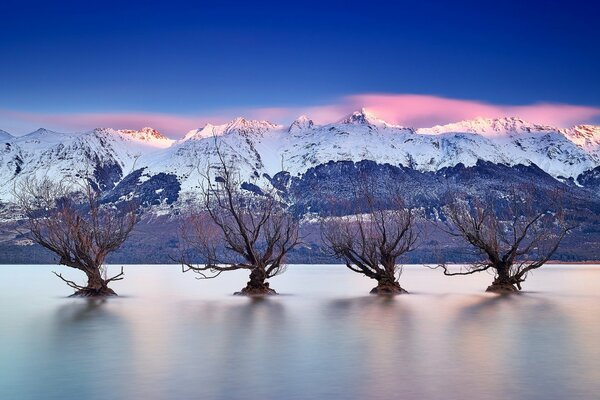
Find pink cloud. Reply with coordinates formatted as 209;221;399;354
343;94;600;128
2;94;599;138
227;95;600;129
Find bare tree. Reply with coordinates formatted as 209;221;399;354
434;186;573;293
15;177;138;297
179;144;299;295
321;193;419;295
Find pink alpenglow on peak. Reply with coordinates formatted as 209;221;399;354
120;127;166;140
561;125;600;152
94;127;175;148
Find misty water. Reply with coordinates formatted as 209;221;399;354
1;264;599;400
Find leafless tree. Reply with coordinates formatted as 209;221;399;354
321;192;419;295
15;177;138;297
434;186;574;293
179;143;299;295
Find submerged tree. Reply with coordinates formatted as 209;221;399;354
15;177;138;297
179;144;299;295
321;193;419;295
435;186;573;293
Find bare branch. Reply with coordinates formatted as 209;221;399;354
52;271;86;290
321;180;418;294
178;139;299;294
438;184;572;292
15;176;138;295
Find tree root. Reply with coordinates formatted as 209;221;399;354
234;281;278;296
54;269;123;298
370;281;409;295
485;282;520;294
68;287;118;298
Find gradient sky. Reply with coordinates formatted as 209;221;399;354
1;0;599;136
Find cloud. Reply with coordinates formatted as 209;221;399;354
2;94;600;138
343;94;600;128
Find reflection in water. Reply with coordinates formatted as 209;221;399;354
327;296;418;398
443;295;572;399
0;265;599;400
54;298;109;322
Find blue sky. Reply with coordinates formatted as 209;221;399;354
1;0;599;135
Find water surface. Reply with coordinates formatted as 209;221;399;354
1;264;599;400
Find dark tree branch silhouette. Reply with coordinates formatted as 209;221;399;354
15;177;138;297
434;186;574;293
321;190;419;295
179;142;299;295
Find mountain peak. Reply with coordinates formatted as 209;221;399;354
94;126;174;147
289;115;314;133
561;124;600;150
115;126;162;136
182;124;217;141
181;118;279;142
341;108;376;124
225;117;278;135
31;128;56;135
339;108;392;128
21;128;69;140
134;127;168;141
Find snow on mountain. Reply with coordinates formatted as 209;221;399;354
339;108;399;129
2;112;600;203
416;117;596;177
280;112;417;175
145;118;284;192
92;127;174;171
0;127;174;198
417;117;556;136
561;125;600;155
146;112;600;193
182;118;280;142
112;127;174;148
288;115;314;133
277;113;594;179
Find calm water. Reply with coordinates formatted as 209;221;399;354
0;264;599;400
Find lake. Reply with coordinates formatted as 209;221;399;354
1;264;599;400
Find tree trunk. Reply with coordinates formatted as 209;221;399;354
70;268;117;298
370;275;408;295
234;267;277;296
486;264;519;294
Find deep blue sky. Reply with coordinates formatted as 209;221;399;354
0;0;599;132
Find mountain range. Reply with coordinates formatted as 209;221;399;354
2;110;600;262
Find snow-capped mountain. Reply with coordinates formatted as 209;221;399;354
415;117;596;178
561;125;600;156
5;112;600;262
154;111;597;183
2;111;600;203
0;127;174;197
417;116;555;136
